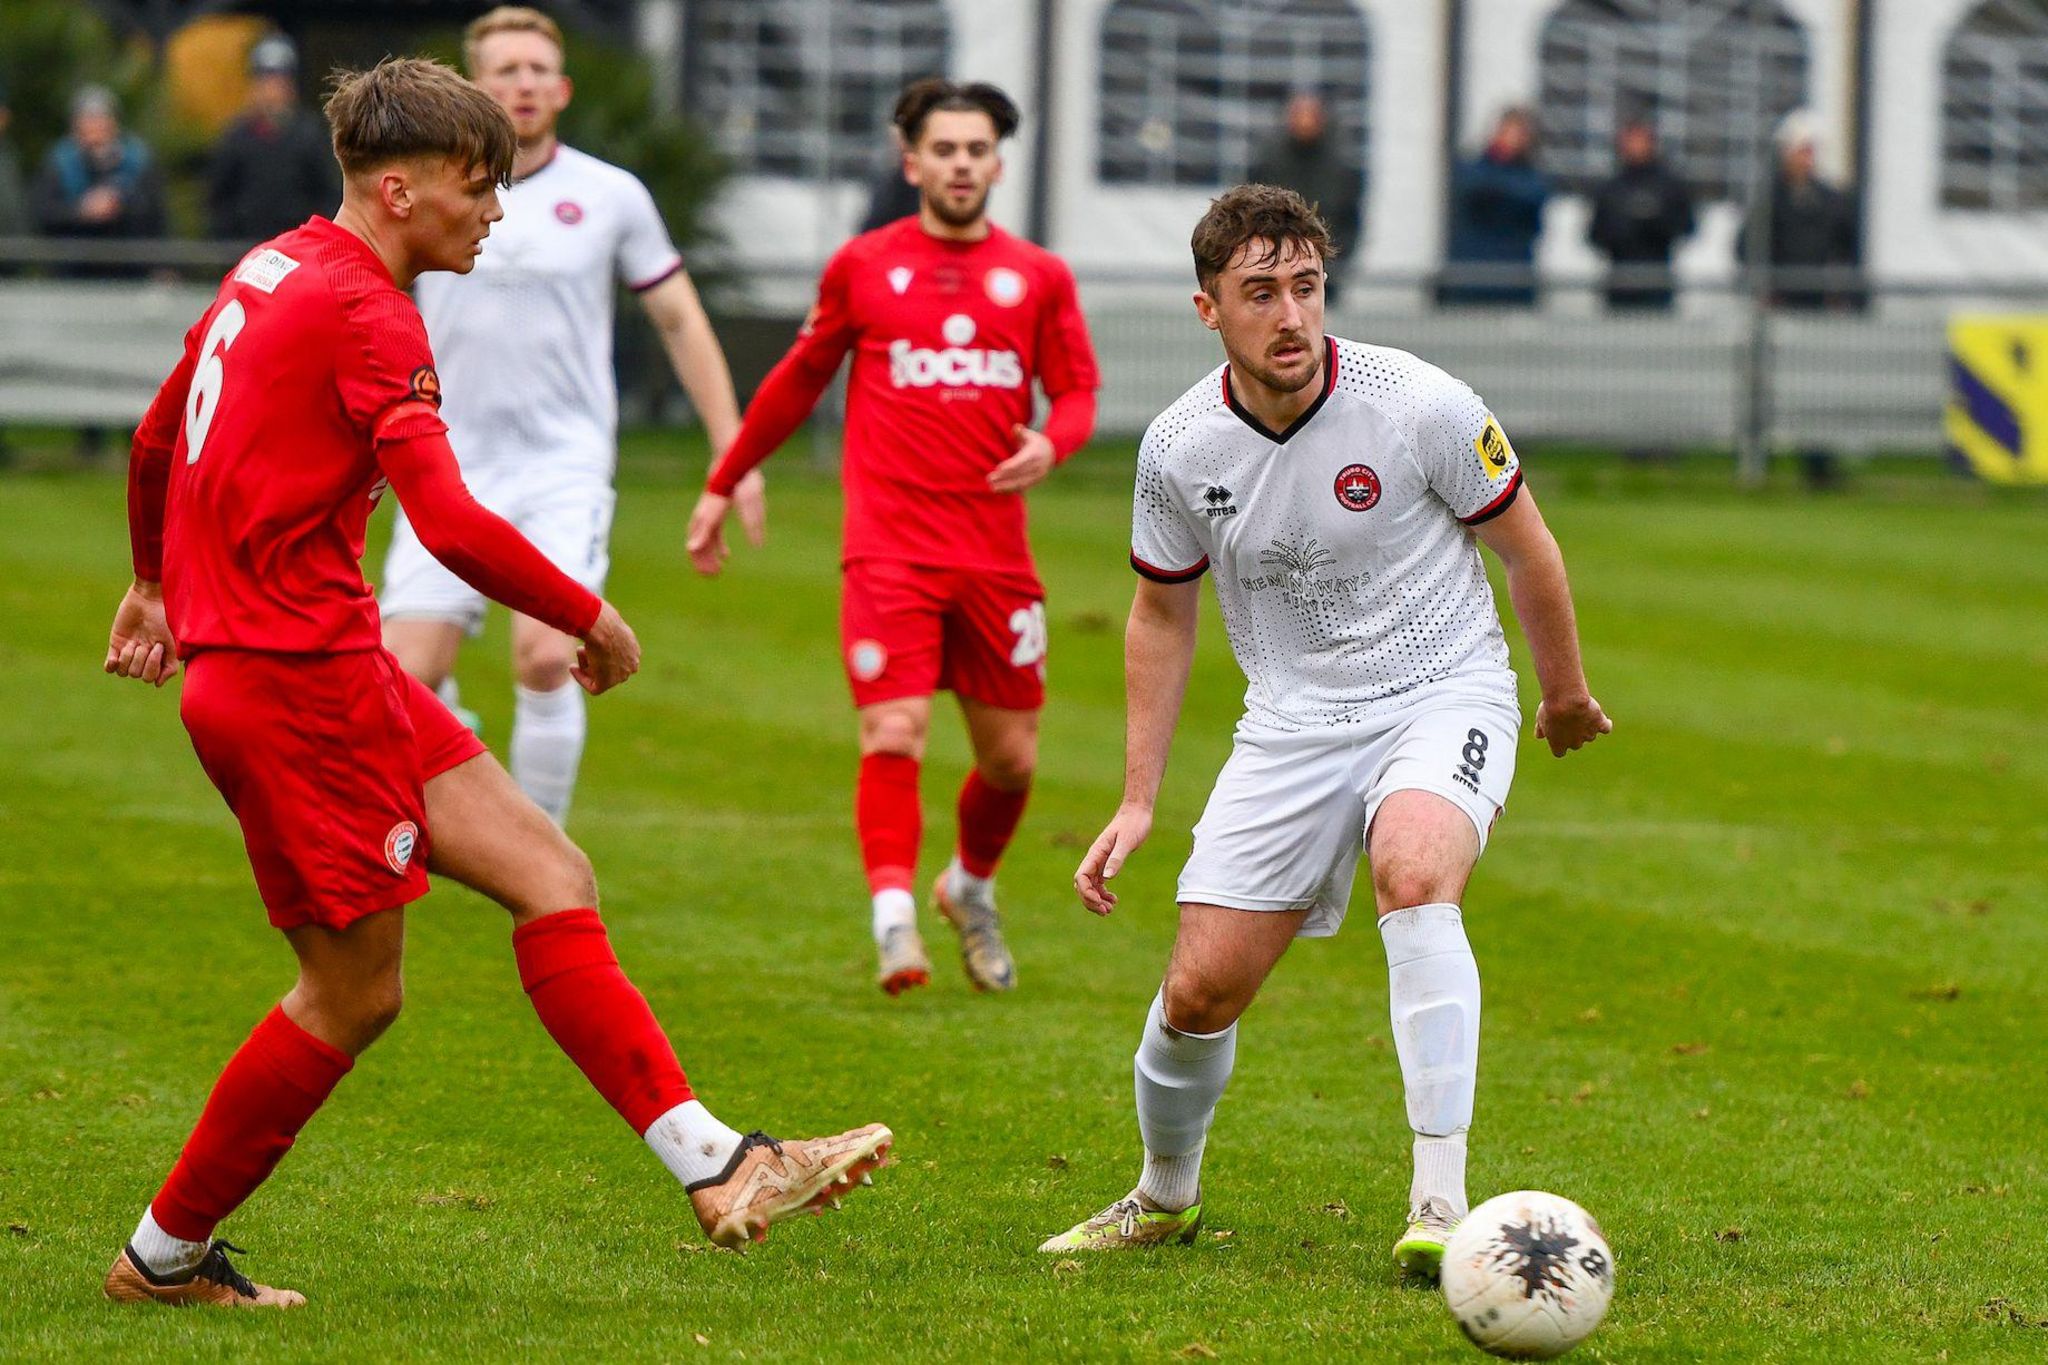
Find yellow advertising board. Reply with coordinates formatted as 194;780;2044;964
1947;315;2048;485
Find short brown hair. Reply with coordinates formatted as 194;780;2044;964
325;56;516;183
1190;183;1335;293
893;77;1020;146
463;5;565;73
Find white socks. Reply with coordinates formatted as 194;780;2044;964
643;1099;745;1189
511;682;586;825
1380;902;1480;1215
130;1207;207;1277
1133;989;1237;1212
871;888;916;942
944;857;992;903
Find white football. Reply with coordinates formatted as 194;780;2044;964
1441;1190;1614;1359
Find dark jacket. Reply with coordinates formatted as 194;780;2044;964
32;132;167;278
1249;132;1365;261
858;163;922;235
1587;158;1695;310
1442;152;1549;306
208;107;339;246
1737;174;1861;311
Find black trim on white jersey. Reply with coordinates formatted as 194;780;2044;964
1222;336;1339;445
630;258;686;293
1458;468;1524;526
1131;551;1210;584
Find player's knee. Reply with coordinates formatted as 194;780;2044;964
977;742;1036;791
543;838;599;910
859;709;926;759
513;641;575;692
1372;858;1456;914
358;973;405;1040
1161;968;1243;1036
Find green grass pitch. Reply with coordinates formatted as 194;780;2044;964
1;438;2044;1361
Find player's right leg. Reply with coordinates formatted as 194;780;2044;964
108;651;427;1308
1042;726;1362;1251
419;739;891;1247
858;696;934;994
1039;903;1305;1251
842;559;949;995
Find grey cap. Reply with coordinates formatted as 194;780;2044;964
70;84;118;120
250;33;299;76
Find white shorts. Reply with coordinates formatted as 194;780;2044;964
1176;680;1521;939
380;469;616;634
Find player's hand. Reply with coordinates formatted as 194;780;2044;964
685;491;733;577
104;580;180;688
572;600;641;695
1534;692;1613;757
1074;803;1153;916
734;469;768;548
987;425;1057;494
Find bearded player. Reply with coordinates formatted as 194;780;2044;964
99;58;887;1309
380;6;761;826
1040;186;1611;1275
687;78;1099;996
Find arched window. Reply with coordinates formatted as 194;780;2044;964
686;0;951;179
1943;0;2048;210
1537;0;1809;200
1098;0;1370;188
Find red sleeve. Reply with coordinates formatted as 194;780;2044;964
1035;258;1100;404
335;281;449;445
1042;388;1097;463
128;317;204;581
705;247;860;496
377;427;602;637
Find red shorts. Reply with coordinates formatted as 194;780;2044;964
839;558;1047;710
179;648;488;932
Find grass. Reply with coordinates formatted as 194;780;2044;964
1;434;2044;1361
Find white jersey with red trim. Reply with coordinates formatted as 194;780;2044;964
413;144;682;478
1130;336;1524;732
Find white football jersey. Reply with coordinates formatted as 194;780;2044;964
414;144;682;477
1131;337;1524;731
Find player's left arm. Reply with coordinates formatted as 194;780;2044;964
637;270;764;544
988;259;1101;494
1472;490;1612;757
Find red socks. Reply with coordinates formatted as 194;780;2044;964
956;769;1031;879
150;1006;353;1243
513;908;693;1136
857;752;922;894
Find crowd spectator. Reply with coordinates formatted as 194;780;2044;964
857;126;922;234
31;84;166;279
1249;92;1364;306
1739;110;1861;312
1740;110;1863;487
1587;116;1694;311
207;34;339;246
0;77;27;242
1441;106;1549;307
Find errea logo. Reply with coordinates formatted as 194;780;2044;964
888;312;1023;391
1199;485;1238;518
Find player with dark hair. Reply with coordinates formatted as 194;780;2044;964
1041;185;1610;1272
100;56;889;1310
687;77;1100;997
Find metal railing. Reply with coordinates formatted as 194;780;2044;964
5;238;2041;469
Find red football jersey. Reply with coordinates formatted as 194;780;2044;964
134;217;448;655
724;219;1099;574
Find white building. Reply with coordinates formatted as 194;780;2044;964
652;0;2048;290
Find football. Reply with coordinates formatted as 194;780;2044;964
1441;1191;1614;1359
